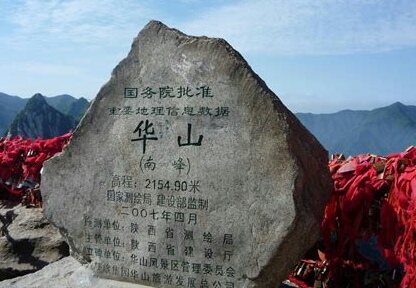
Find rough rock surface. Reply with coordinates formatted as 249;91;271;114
0;201;69;280
0;256;152;288
42;20;332;287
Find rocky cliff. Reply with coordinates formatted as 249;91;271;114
6;94;77;139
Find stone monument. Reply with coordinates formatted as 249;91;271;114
42;21;332;287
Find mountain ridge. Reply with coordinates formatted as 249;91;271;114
0;92;89;136
296;102;416;156
6;93;78;139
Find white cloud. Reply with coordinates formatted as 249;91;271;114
178;0;416;55
5;0;416;55
1;61;80;76
4;0;155;50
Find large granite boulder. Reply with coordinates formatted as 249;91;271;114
42;21;332;287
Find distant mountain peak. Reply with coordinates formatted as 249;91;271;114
24;93;52;113
29;93;46;102
30;93;48;104
5;94;78;139
296;103;416;156
0;92;90;137
388;101;406;108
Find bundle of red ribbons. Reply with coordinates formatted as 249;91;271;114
287;146;416;287
0;133;72;204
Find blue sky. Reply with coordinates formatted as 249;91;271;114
1;0;415;113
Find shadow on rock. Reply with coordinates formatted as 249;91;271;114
0;201;69;281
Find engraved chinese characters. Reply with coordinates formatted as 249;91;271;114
42;21;332;287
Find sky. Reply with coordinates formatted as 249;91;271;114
1;0;415;113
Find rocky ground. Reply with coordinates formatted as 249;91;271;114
0;200;69;280
0;200;151;287
0;256;151;288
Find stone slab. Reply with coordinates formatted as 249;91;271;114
42;21;332;288
0;256;152;288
